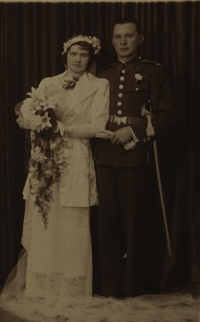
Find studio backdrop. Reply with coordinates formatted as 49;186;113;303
0;1;200;290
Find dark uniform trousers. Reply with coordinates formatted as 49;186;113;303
94;56;176;297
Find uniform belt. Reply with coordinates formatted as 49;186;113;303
108;115;141;125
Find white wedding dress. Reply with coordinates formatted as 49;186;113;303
0;71;109;321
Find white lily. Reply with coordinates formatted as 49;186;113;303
40;97;56;111
41;112;52;129
27;87;43;101
56;121;65;136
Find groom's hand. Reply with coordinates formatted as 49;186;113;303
110;127;133;145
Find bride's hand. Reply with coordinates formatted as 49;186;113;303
95;130;113;139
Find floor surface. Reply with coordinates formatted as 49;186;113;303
0;283;199;322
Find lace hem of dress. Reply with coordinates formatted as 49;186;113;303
27;272;90;297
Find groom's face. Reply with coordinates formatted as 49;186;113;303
112;23;143;62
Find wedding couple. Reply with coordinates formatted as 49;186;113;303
1;17;176;320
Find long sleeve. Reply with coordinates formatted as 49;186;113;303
130;65;177;143
150;66;177;136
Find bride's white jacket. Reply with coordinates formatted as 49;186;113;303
23;71;109;207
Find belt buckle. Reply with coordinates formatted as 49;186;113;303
114;116;127;125
115;116;122;125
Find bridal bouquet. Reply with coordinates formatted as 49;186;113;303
15;84;67;228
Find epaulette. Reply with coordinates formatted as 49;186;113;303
142;59;161;66
99;63;116;72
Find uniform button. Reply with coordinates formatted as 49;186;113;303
122;69;125;74
118;93;123;98
139;56;141;60
120;76;125;81
117;110;122;115
136;88;139;91
117;102;122;106
143;139;146;142
119;84;123;89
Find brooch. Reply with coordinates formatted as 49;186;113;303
62;75;79;90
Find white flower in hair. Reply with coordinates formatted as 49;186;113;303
90;36;101;54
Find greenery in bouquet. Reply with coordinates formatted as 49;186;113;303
15;85;68;228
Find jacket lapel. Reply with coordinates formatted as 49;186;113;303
69;72;99;109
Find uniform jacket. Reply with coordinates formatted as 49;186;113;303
94;56;177;167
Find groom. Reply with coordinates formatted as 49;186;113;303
94;17;176;297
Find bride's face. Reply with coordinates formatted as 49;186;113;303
67;45;90;75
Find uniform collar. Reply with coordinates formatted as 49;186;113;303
115;56;142;75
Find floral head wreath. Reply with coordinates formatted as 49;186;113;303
62;35;101;55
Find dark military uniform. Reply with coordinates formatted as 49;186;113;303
94;55;176;297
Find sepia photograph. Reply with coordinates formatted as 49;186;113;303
0;1;200;321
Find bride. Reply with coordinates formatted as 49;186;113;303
0;35;109;320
